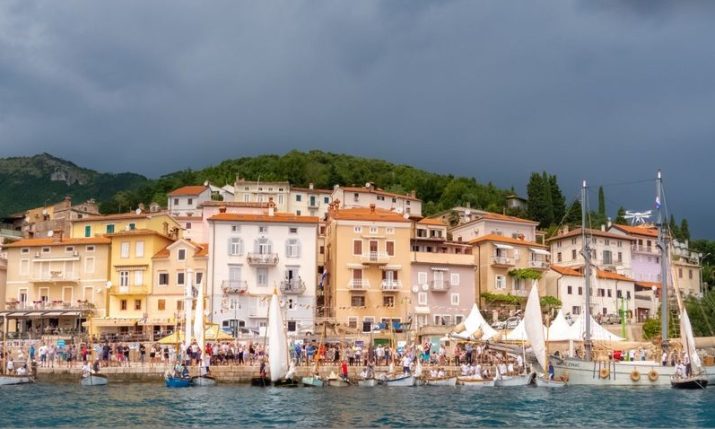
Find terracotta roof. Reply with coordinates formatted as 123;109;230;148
153;241;208;258
329;207;411;223
550;265;582;277
291;187;332;194
468;234;546;247
209;213;319;224
106;228;174;239
198;201;269;208
5;237;111;248
609;224;659;238
169;186;209;197
418;218;446;226
546;227;636;242
476;212;538;225
635;281;662;289
339;187;420;201
596;270;633;282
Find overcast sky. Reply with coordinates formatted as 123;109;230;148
2;1;714;237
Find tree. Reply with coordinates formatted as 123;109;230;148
615;206;627;225
598;186;606;218
669;215;680;240
680;219;690;241
565;199;582;226
549;175;566;225
527;172;554;228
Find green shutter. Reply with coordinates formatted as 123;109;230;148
84;225;91;237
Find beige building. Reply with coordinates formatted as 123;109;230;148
233;179;291;211
0;256;6;312
548;227;635;277
325;204;412;333
71;211;181;240
1;237;111;336
331;183;422;217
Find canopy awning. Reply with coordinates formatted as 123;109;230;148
158;324;234;344
414;306;431;315
88;318;141;328
346;263;363;270
380;265;402;270
43;312;64;316
139;319;174;326
530;248;551;256
494;243;514;250
430;267;449;271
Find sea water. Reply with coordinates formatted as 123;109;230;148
0;383;713;427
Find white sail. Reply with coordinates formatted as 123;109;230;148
568;314;623;342
193;278;205;353
184;270;193;349
680;307;702;373
268;293;288;382
506;318;545;341
523;281;547;372
547;310;573;341
451;304;498;340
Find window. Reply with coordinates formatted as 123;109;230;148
418;272;427;285
603;250;612;265
178;249;186;261
188;198;193;205
296;210;301;216
174;198;179;205
257;268;268;286
65;246;75;253
348;317;358;329
135;241;144;258
177;272;185;285
689;270;693;280
85;257;95;273
86;245;95;252
618;252;623;263
450;273;460;286
626;291;631;299
106;224;115;234
370;226;378;234
120;271;129;287
607;289;612;298
386;241;394;256
20;259;29;275
351;296;365;307
259;226;268;233
362;317;373;333
21;248;29;254
232;225;240;232
605;239;610;246
617;241;622;248
353;226;362;233
128;223;136;230
186;222;192;230
450;293;460;306
386;227;394;234
617;290;622;298
353;240;363;255
134;299;142;310
42;247;50;253
418;292;427;305
567;285;572;295
286;239;300;258
383;296;395;307
134;271;143;287
495;275;506;290
158;299;166;311
229;237;243;256
324;197;330;204
84;225;91;237
196;272;203;285
572;306;581;315
159;273;169;286
177;300;184;311
353;193;359;202
120;242;130;258
287;321;297;332
572;249;577;260
598;288;605;297
319;246;325;255
255;237;272;254
289;227;297;234
120;300;127;311
679;268;683;278
578;286;583;295
557;252;562;263
296;195;302;202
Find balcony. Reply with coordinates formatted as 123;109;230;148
511;288;528;297
31;271;80;283
4;300;95;312
528;260;550;270
491;256;514;267
247;253;279;266
361;252;390;264
429;281;450;292
280;278;306;295
631;244;658;255
347;279;370;290
222;280;248;294
111;285;150;295
635;293;652;302
381;280;401;292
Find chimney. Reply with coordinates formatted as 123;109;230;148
268;197;275;217
309;182;314;190
218;206;227;214
607;217;612;229
410;190;416;198
600;224;606;232
369;203;376;213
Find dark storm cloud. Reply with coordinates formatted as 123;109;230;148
1;1;715;237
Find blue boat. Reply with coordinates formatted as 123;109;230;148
165;376;192;388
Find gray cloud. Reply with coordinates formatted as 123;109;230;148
1;0;714;237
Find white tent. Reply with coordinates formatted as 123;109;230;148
567;313;624;342
451;304;498;341
505;318;546;341
545;310;575;341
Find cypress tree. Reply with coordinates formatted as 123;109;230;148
565;199;582;226
615;206;628;225
549;175;566;225
541;172;555;228
669;215;680;239
680;219;690;241
598;186;606;217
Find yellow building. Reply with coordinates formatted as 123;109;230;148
325;204;412;333
149;239;208;339
1;237;111;336
95;229;175;338
71;211;181;240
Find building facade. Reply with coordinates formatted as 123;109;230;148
548;227;634;276
331;184;422;217
233;179;291;211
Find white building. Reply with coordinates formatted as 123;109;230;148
290;184;332;218
168;186;212;218
207;206;319;336
233;179;291;212
331;183;422;217
449;211;539;243
547;227;635;277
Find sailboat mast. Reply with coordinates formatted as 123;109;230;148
656;170;670;351
581;180;593;361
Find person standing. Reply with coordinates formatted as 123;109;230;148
401;354;411;374
139;343;146;366
340;359;349;380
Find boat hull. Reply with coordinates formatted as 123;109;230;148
165;376;192;388
495;373;535;387
457;377;495;387
0;376;33;386
273;378;299;387
552;357;677;386
81;375;108;386
357;378;378;387
301;376;325;387
191;376;217;386
425;377;458;386
327;378;351;387
250;377;271;387
671;376;708;389
382;374;415;387
534;377;567;388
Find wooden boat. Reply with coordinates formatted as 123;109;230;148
0;375;34;386
534;376;567;388
494;372;535;387
357;378;378;387
250;376;271;387
457;376;495;387
273;378;299;387
327;378;351;387
381;373;415;387
80;374;108;386
165;376;192;388
671;375;708;390
302;376;325;387
191;375;217;386
424;376;457;386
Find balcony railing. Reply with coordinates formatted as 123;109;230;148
247;253;279;265
31;272;80;282
511;289;528;297
347;279;370;290
631;244;658;255
222;280;248;294
634;293;652;302
381;280;401;291
361;252;390;264
491;256;514;266
280;278;306;294
111;285;150;295
529;260;550;269
4;301;95;311
430;281;450;292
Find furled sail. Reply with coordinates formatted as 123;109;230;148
193;278;205;353
268;293;288;382
524;281;547;372
680;307;702;373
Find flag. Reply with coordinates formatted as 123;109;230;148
319;270;327;290
655;196;661;209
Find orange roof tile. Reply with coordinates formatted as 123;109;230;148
609;224;659;238
291;187;332;194
635;281;661;289
330;207;411;223
596;270;634;282
209;213;319;224
476;212;538;225
550;265;582;277
106;229;174;239
418;218;446;226
5;237;111;248
547;227;636;242
198;201;269;208
153;242;209;258
340;187;420;201
169;186;209;197
468;234;546;247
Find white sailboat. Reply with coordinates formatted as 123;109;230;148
191;277;216;386
267;292;297;387
551;173;686;386
1;316;33;386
